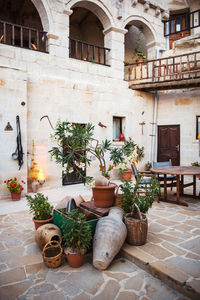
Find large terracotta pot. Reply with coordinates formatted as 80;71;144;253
122;169;132;181
35;223;62;250
64;248;84;268
93;207;127;270
92;184;117;208
33;216;53;230
11;192;21;201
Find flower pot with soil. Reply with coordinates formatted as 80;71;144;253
26;193;53;230
62;209;92;268
5;178;25;201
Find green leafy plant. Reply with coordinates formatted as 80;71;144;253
145;161;152;171
132;30;146;61
191;161;200;167
62;209;92;254
5;178;25;193
49;121;144;183
121;176;160;214
26;193;53;220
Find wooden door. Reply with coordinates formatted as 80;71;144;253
157;125;180;166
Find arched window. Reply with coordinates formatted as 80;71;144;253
0;0;47;52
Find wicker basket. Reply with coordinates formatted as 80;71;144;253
124;204;148;246
42;240;63;268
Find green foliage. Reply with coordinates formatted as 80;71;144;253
121;176;160;214
49;120;144;182
62;209;92;254
5;178;25;193
145;161;152;170
132;30;146;60
191;161;200;167
26;193;53;220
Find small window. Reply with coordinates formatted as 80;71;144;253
196;116;200;139
113;117;124;141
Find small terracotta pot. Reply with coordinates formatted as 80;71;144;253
10;192;21;201
64;248;84;268
33;216;53;230
92;184;117;208
122;170;132;181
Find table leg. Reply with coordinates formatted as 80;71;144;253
180;175;184;195
193;175;196;197
176;175;180;203
164;174;167;200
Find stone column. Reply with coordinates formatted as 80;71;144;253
103;27;127;80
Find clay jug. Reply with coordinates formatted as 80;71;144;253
93;207;127;270
35;223;62;250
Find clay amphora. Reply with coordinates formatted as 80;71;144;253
93;207;127;270
35;223;62;250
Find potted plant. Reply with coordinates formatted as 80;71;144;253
132;30;146;64
121;177;160;245
5;178;25;201
145;161;152;171
49;121;144;208
62;209;92;268
26;193;53;230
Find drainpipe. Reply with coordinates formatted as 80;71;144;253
151;91;158;162
150;47;166;162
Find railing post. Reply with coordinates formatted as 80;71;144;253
20;27;23;47
12;25;15;45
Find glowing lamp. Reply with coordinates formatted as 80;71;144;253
37;169;45;185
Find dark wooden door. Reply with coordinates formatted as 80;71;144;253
157;125;180;166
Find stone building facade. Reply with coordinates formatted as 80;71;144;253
0;0;199;196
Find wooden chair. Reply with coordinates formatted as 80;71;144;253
152;160;176;190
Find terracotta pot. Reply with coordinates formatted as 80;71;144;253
64;248;84;268
122;169;132;181
92;184;117;208
10;192;21;201
35;223;62;250
33;216;53;230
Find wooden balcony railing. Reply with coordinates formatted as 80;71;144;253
125;51;200;85
163;9;200;37
69;37;110;66
0;20;47;53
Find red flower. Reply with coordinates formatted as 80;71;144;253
10;184;13;187
102;166;105;168
99;165;102;168
20;187;23;190
18;184;21;187
13;184;16;187
8;179;11;182
14;177;17;181
21;180;25;184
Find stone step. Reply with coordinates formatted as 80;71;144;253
121;243;200;300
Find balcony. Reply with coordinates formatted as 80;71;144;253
163;9;200;37
0;19;48;53
69;37;110;66
125;51;200;91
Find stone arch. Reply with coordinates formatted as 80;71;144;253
66;0;114;30
31;0;52;32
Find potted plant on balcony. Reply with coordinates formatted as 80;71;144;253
132;30;146;64
63;209;92;268
5;178;25;201
121;176;160;245
26;193;54;230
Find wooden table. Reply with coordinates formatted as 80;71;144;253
151;166;200;206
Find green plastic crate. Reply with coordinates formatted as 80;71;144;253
53;208;99;251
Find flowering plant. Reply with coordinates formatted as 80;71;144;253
5;178;25;193
99;164;114;178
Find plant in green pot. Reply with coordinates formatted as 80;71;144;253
62;209;92;268
121;176;160;245
26;193;54;230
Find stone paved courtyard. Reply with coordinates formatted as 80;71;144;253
0;184;199;299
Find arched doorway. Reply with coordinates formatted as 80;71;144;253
0;0;47;52
68;0;112;65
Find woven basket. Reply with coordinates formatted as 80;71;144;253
124;204;148;246
42;240;63;268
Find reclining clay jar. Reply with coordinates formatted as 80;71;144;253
35;223;62;250
93;207;127;270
